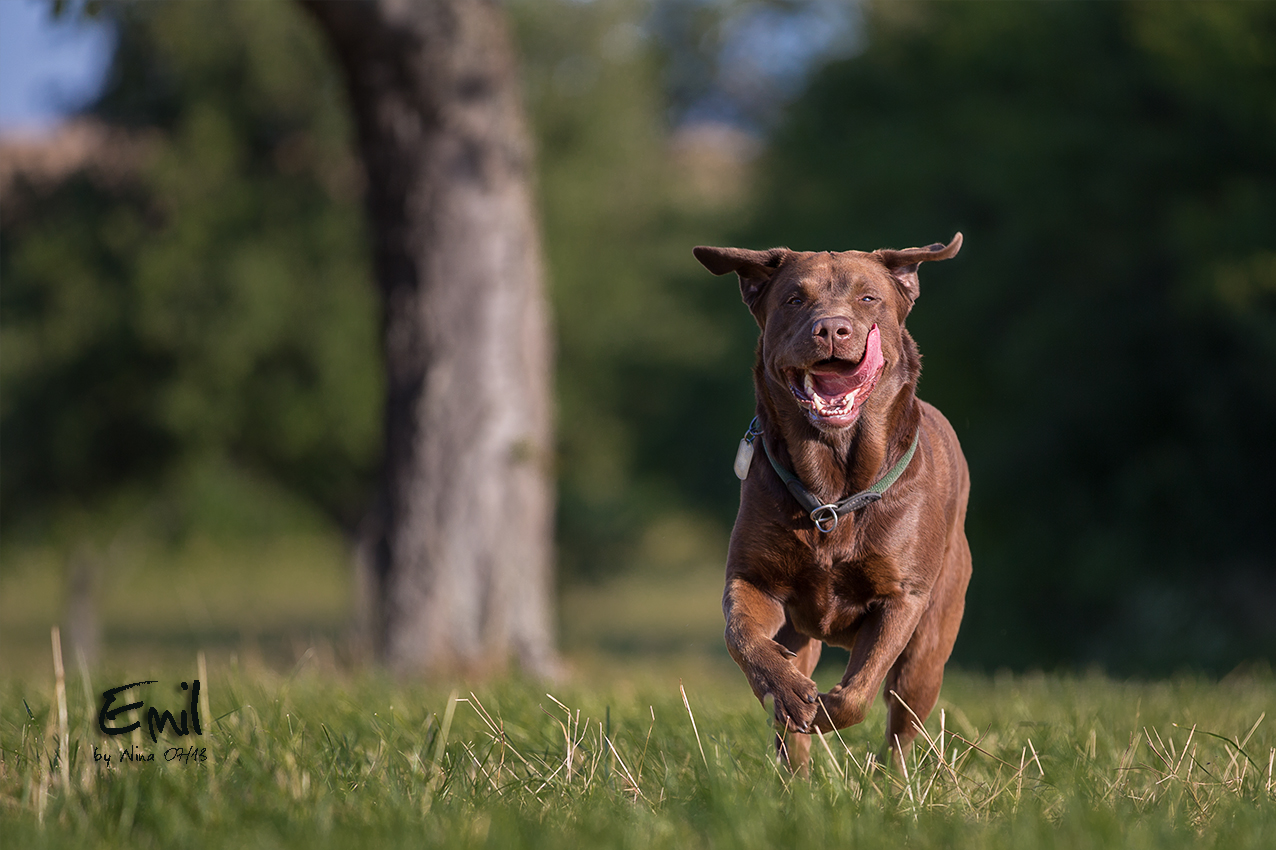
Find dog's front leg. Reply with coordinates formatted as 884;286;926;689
810;592;929;734
723;577;819;733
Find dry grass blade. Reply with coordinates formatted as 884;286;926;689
888;690;972;802
1178;721;1264;773
50;627;70;789
1145;726;1171;771
1105;732;1141;801
1027;738;1044;778
601;730;649;802
459;739;503;795
466;692;537;777
1016;747;1026;804
430;690;459;783
1240;713;1266;750
538;702;576;783
946;730;1021;771
817;703;865;775
812;721;846;781
634;705;655;782
894;734;918;812
1176;726;1196;776
679;681;708;770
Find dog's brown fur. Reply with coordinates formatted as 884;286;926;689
694;234;971;773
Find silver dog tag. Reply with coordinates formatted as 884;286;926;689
734;437;755;480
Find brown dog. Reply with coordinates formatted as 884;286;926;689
694;233;971;773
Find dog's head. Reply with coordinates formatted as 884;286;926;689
695;234;962;432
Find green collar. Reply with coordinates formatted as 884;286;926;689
746;418;920;533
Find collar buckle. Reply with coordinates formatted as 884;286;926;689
810;505;840;533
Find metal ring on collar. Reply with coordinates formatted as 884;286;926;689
810;504;840;533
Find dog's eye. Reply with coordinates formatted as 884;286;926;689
786;295;804;306
859;295;876;303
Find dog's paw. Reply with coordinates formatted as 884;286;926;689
808;689;868;734
768;675;819;734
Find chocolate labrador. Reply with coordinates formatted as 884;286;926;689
694;233;971;773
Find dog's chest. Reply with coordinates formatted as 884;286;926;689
783;548;902;643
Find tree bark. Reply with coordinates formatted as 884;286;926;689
65;547;101;667
303;0;557;677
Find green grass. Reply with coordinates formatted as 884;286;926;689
3;537;1274;846
0;535;355;677
3;655;1274;849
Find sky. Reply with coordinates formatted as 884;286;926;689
0;0;115;134
0;0;856;136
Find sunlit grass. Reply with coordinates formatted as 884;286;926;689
3;538;1274;846
3;640;1273;849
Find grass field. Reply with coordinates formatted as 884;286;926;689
2;536;1275;847
4;659;1274;848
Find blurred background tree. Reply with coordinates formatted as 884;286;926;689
2;0;1273;675
300;0;558;677
1;0;382;661
2;2;381;533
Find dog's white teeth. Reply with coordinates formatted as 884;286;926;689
804;372;815;397
845;389;859;406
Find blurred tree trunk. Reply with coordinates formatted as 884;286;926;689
65;547;101;667
303;0;557;677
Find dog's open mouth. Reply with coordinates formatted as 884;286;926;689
786;324;884;427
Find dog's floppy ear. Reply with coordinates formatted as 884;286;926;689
874;232;963;305
693;246;791;314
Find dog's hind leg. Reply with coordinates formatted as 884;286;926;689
773;621;822;775
881;535;971;771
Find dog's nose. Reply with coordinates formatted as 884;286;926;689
811;316;854;342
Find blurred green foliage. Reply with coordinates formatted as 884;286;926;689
3;0;1273;674
2;0;752;574
1;1;381;541
743;1;1276;671
515;0;758;579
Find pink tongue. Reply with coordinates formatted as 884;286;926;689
809;324;883;398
